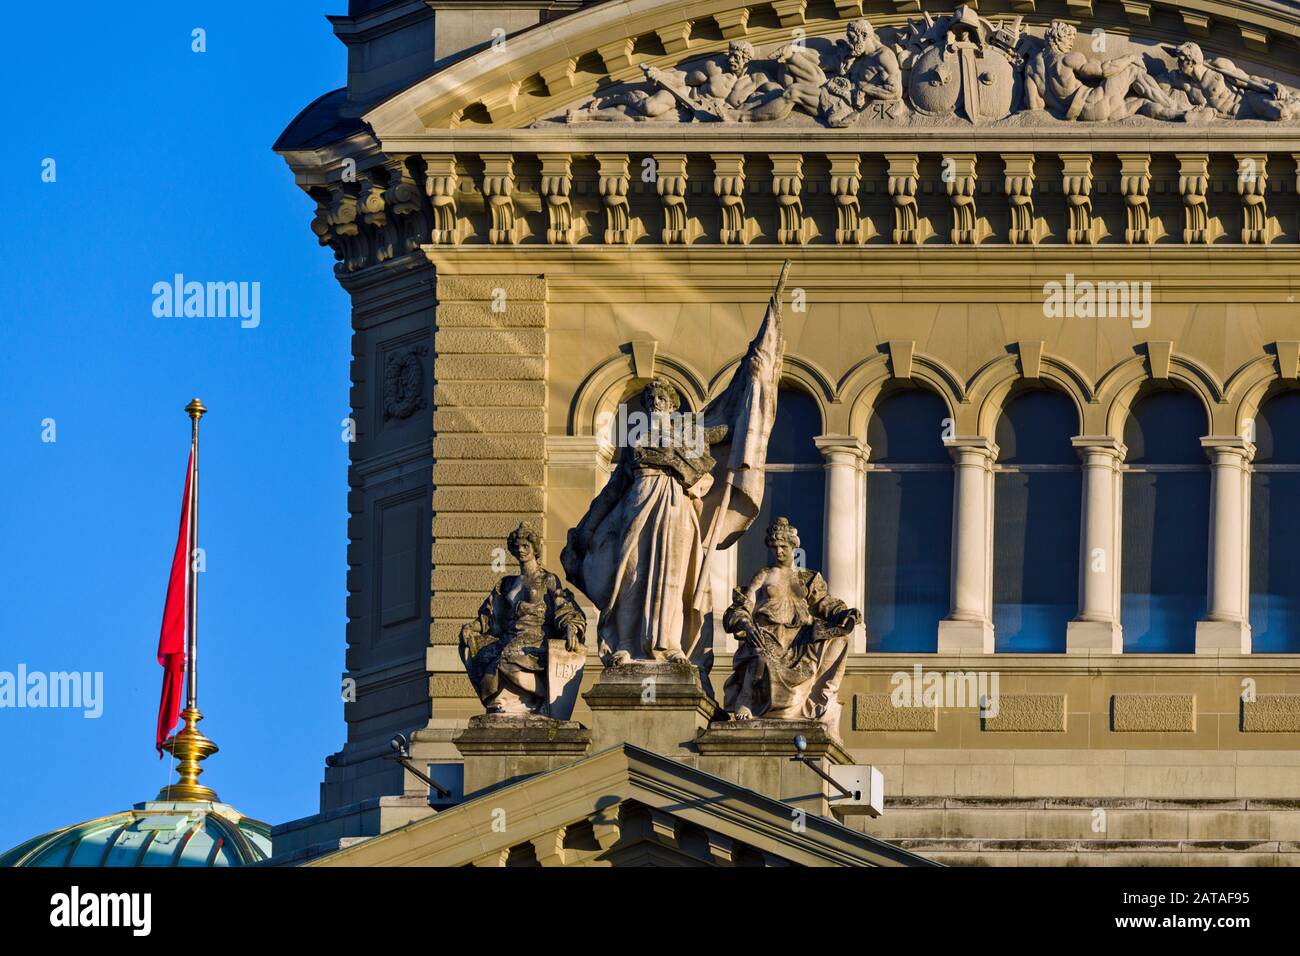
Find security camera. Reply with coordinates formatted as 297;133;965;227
391;733;409;757
792;734;808;754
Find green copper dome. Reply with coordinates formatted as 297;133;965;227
0;801;271;867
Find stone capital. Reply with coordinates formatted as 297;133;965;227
1201;435;1256;465
1071;435;1127;464
944;436;998;465
813;434;870;467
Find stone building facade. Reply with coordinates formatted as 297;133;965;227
276;0;1300;864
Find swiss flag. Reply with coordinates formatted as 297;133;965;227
156;451;192;755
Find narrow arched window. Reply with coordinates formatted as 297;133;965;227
992;389;1081;652
1121;388;1209;652
1250;391;1300;652
865;389;953;652
736;387;825;584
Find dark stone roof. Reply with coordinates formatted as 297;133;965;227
273;88;367;153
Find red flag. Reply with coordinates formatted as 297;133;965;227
156;450;192;755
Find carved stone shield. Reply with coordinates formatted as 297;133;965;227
907;44;961;117
544;638;585;720
961;48;1016;122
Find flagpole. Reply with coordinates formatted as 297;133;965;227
686;261;790;624
158;398;219;803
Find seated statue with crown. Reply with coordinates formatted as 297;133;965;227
722;517;860;728
458;522;587;719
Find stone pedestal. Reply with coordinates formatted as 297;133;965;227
453;714;591;798
695;719;851;818
583;660;720;757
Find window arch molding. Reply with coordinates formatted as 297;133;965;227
842;351;963;440
1231;348;1300;437
568;350;709;436
971;352;1091;441
1099;351;1221;440
705;352;836;427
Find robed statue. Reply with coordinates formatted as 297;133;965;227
562;262;790;671
459;522;587;718
722;517;859;728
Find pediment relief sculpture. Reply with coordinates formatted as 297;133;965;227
546;6;1299;128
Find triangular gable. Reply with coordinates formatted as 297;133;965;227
305;744;934;867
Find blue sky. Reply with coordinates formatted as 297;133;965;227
0;2;352;851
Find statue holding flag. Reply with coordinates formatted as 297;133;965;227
561;262;790;673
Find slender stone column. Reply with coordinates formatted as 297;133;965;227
814;436;869;652
1196;436;1254;654
1067;437;1125;654
939;437;997;653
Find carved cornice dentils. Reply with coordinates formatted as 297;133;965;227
424;153;460;245
771;0;807;28
1178;153;1220;244
540;153;580;244
713;154;748;245
1002;153;1036;246
770;154;807;245
482;154;520;244
1235;154;1274;245
713;8;749;38
829;154;872;245
1118;153;1156;245
597;153;634;244
310;158;435;273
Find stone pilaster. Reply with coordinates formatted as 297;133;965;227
1067;438;1125;654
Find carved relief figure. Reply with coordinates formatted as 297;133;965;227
1160;42;1300;122
459;522;587;718
906;6;1020;123
722;518;860;727
1024;20;1181;121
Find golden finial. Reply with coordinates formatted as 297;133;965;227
158;708;219;802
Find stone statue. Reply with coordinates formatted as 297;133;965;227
1159;42;1300;122
796;18;903;127
1024;20;1181;121
722;518;859;728
459;522;587;718
563;264;789;671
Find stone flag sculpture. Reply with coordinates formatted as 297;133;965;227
563;262;789;672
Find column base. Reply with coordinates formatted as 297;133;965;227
582;659;720;756
1066;620;1122;655
1195;620;1252;655
937;618;994;654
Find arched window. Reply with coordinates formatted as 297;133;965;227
1121;388;1209;652
865;389;952;652
992;389;1081;652
736;387;825;584
1250;391;1300;652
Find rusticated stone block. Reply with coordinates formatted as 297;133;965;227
1112;694;1196;732
436;275;547;302
432;513;543;539
852;693;937;732
431;462;546;487
982;694;1067;733
430;673;476;698
436;302;547;327
434;354;545;381
1242;695;1300;732
433;407;546;434
433;434;545;460
435;328;547;356
435;381;547;408
432;486;545;513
